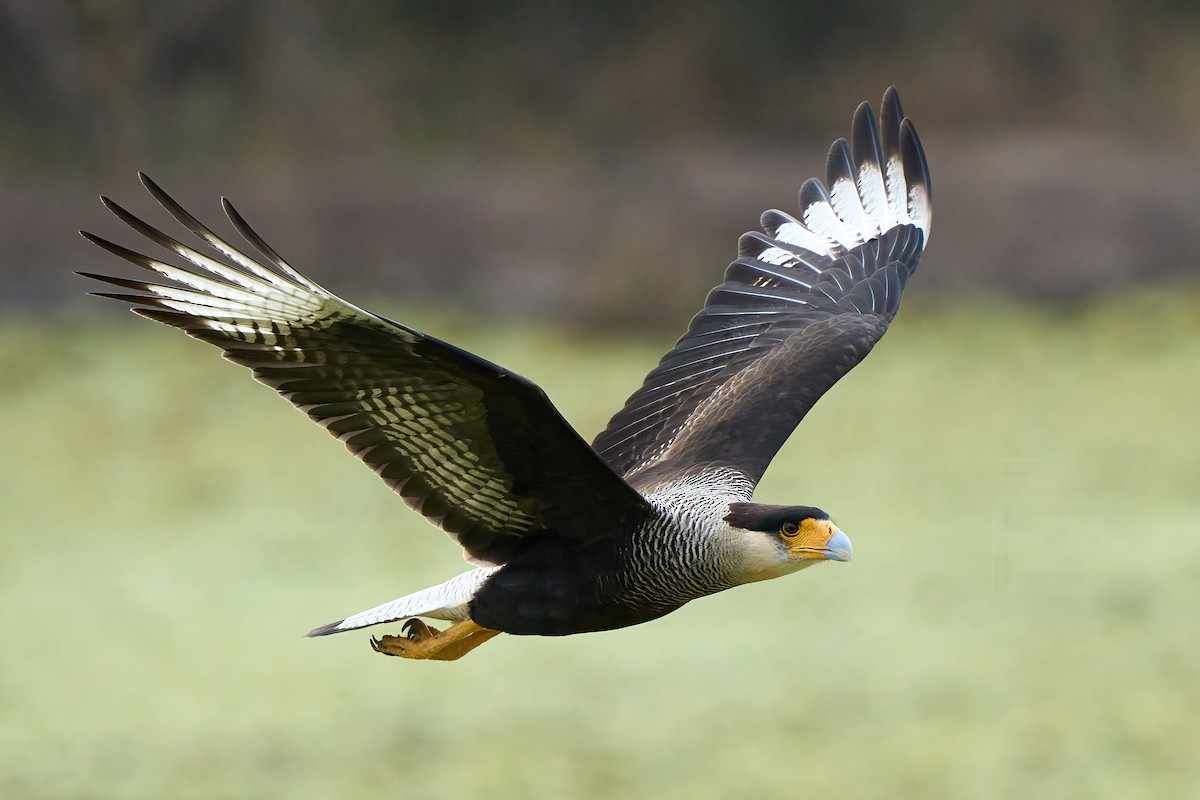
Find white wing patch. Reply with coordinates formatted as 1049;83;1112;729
857;159;891;234
828;175;871;246
746;91;930;285
885;156;911;228
768;214;839;257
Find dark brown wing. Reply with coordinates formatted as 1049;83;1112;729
81;174;649;566
591;88;931;486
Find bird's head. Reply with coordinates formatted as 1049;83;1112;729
724;502;852;583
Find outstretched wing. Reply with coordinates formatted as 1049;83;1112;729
592;88;931;487
81;175;649;566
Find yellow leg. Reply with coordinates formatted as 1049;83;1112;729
370;618;500;661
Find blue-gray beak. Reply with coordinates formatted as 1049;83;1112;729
822;528;853;562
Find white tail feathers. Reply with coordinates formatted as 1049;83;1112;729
305;567;498;636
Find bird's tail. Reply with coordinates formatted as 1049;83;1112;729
305;567;498;637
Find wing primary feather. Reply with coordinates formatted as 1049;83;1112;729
797;178;851;247
76;271;151;293
880;86;905;157
850;100;884;176
98;197;312;304
138;173;322;295
221;196;323;290
850;100;889;232
825;137;870;240
900;119;933;237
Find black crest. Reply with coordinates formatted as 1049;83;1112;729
724;503;830;532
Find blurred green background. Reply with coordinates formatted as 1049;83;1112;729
3;2;1200;798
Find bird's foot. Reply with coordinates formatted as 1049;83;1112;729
370;618;500;661
368;617;440;655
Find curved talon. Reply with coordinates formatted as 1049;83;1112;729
371;633;407;657
401;617;439;642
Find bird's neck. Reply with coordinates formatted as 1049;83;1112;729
626;473;760;602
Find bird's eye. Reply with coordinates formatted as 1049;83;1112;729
781;521;800;536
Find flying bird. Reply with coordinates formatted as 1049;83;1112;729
81;88;930;661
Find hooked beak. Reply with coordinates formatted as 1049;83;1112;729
822;528;853;562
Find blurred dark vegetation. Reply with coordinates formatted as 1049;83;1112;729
4;0;1200;326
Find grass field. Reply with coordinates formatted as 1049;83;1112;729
3;295;1199;799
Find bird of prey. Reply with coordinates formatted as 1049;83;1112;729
81;88;930;661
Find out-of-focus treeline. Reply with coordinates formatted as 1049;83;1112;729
5;0;1200;325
